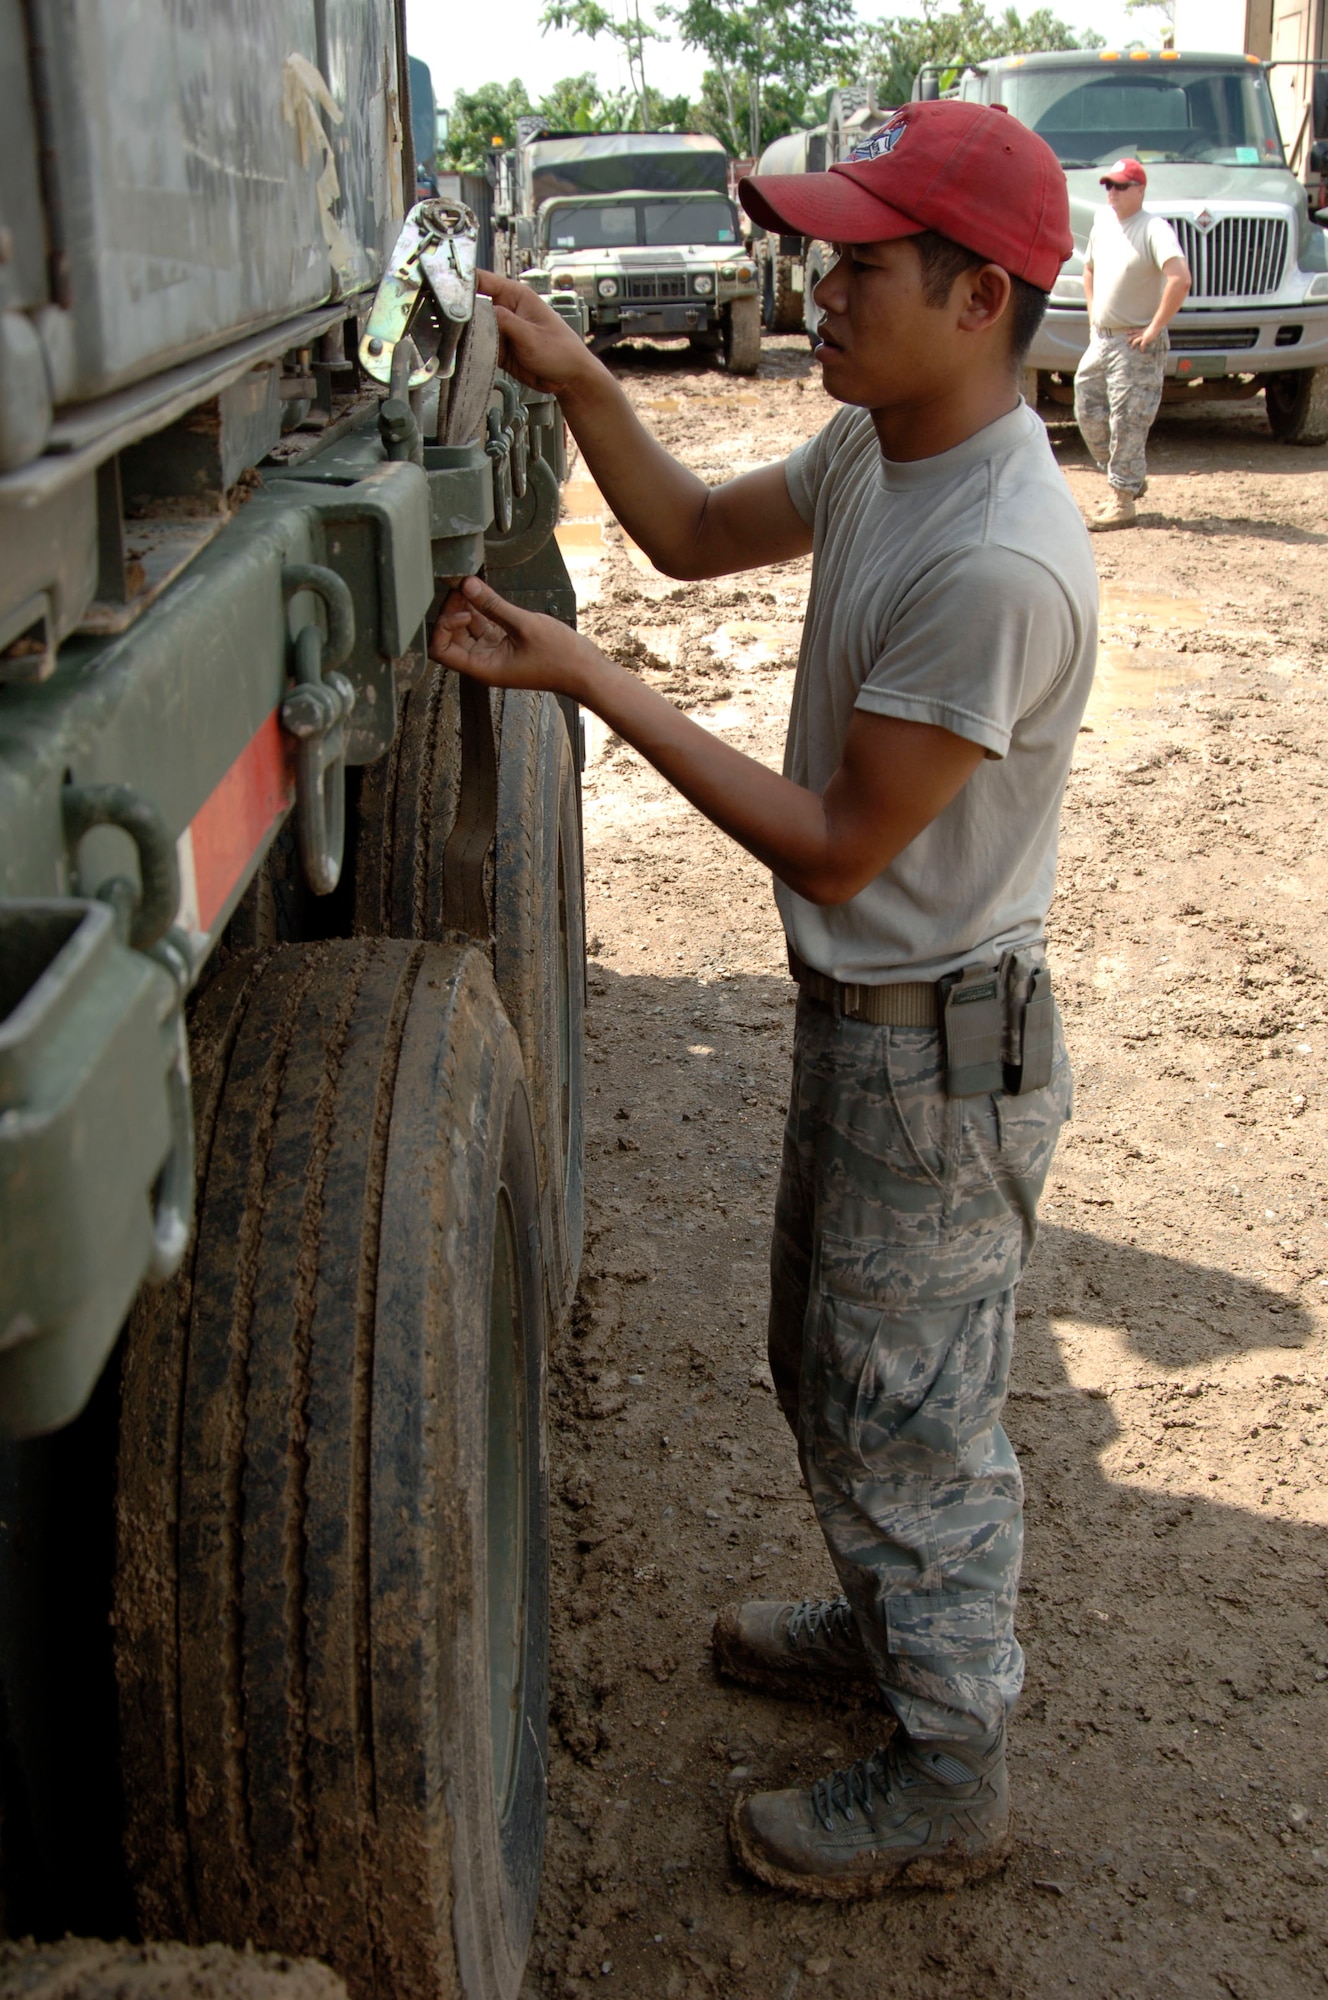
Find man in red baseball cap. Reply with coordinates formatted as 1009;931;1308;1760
432;98;1098;1899
1074;157;1191;528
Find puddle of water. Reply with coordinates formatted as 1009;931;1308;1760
685;704;752;731
555;519;605;548
639;393;762;413
1084;584;1208;738
705;620;791;668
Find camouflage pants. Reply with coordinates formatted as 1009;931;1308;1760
767;991;1071;1750
1074;327;1168;495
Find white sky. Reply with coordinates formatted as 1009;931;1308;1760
406;2;1163;112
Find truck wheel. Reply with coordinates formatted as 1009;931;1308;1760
115;939;548;2000
1264;366;1328;445
352;661;467;941
771;259;804;334
722;296;761;375
495;691;586;1321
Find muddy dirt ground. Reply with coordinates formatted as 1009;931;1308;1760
521;336;1328;2000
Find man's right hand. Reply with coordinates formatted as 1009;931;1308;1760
477;269;600;400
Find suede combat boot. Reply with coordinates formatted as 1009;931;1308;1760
1087;488;1137;531
711;1595;877;1701
729;1731;1012;1900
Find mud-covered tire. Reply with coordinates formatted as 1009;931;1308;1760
115;939;548;2000
495;692;586;1322
722;296;762;375
351;662;469;940
803;242;830;346
764;256;804;335
1264;365;1328;445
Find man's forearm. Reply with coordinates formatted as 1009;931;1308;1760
569;647;843;897
1153;270;1190;331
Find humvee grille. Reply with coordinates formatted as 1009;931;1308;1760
625;274;688;300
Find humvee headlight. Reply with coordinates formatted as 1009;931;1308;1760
693;273;714;294
720;264;737;281
597;277;619;298
736;263;754;283
551;270;575;289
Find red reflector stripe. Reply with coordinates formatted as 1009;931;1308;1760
190;710;295;934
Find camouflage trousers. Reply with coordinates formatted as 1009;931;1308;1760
767;990;1071;1749
1074;326;1168;495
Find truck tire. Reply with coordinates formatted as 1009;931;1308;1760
495;691;586;1321
1264;365;1328;445
352;661;467;941
722;296;761;375
803;242;831;346
115;939;549;2000
764;256;803;335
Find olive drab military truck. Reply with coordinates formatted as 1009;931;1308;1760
927;47;1328;444
494;127;762;372
0;7;584;1999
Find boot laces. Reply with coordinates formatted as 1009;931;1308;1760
810;1750;892;1832
785;1595;856;1652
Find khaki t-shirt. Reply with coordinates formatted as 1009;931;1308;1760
1085;205;1184;331
777;401;1098;985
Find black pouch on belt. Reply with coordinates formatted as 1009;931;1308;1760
939;963;1004;1097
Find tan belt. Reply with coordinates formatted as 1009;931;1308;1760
787;946;940;1028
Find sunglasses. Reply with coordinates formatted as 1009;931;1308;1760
1102;180;1135;191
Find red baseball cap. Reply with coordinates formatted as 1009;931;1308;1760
1100;157;1147;186
739;99;1072;293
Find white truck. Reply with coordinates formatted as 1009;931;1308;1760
939;48;1328;442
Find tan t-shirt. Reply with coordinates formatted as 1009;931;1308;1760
777;401;1098;985
1085;205;1184;331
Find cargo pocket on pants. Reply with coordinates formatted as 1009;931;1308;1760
810;1239;974;1485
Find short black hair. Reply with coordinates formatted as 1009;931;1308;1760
910;229;1048;368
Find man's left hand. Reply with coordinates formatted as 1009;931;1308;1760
430;575;602;697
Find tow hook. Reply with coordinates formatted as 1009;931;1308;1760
280;563;356;896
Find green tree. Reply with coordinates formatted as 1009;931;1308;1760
856;3;1102;109
537;71;633;130
441;77;533;169
664;0;858;155
539;0;664;128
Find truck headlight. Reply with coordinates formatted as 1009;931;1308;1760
693;273;714;294
736;263;754;283
597;277;618;298
551;270;575;289
1051;273;1085;303
1305;271;1328;300
720;264;737;281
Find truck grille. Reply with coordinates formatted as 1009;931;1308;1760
1164;216;1289;299
625;273;688;301
1170;327;1259;351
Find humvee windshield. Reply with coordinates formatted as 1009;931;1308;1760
546;198;741;251
999;64;1285;169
